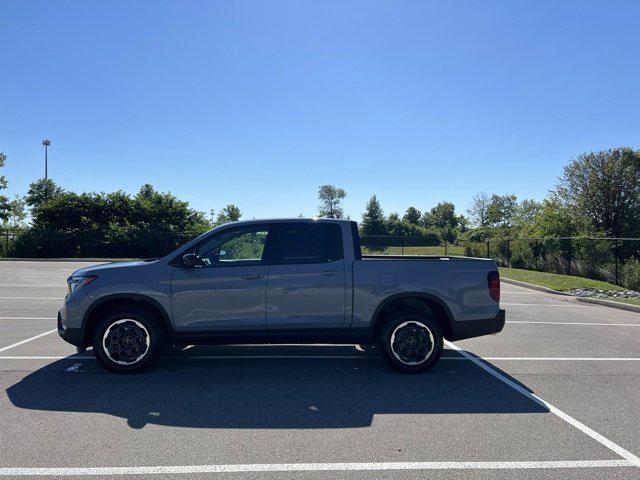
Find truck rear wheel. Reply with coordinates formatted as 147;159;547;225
92;307;162;373
378;310;443;373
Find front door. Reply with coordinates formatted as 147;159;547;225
171;224;272;334
266;222;346;334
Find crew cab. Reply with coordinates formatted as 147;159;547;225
58;218;505;373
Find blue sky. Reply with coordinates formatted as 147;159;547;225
2;0;639;221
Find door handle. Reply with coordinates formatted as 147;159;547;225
242;273;264;280
320;270;340;276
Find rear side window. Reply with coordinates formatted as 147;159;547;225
272;223;343;264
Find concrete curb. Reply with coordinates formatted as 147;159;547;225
0;258;137;262
501;278;571;296
577;297;640;314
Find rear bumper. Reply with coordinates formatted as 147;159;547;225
57;311;83;347
449;309;505;341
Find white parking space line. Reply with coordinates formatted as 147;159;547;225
502;291;557;295
0;297;61;300
480;357;640;361
0;317;56;320
444;340;640;468
502;303;592;307
0;459;632;476
0;356;94;360
0;330;57;353
0;285;62;287
508;320;640;327
11;275;63;277
1;355;638;361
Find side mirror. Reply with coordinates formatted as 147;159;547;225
182;253;198;267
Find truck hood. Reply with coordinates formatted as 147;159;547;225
71;260;156;277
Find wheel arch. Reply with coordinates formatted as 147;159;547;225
370;292;454;340
82;294;174;347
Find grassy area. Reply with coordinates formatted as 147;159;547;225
362;245;466;256
499;267;624;292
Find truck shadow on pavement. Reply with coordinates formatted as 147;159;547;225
6;346;548;429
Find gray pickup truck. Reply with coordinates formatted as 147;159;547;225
58;218;504;373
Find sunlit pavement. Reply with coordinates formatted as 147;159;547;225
0;261;638;479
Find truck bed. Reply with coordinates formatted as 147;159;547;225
362;255;491;261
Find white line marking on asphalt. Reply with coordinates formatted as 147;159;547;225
0;356;95;360
444;340;640;468
0;285;62;287
12;275;63;277
502;291;554;295
508;320;640;327
178;355;373;359
0;297;61;300
0;330;57;353
480;357;640;361
1;355;639;362
502;303;591;307
0;460;632;476
0;317;56;320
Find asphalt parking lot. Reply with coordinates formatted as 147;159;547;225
0;261;638;479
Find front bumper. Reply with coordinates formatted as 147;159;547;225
57;311;83;347
449;309;505;341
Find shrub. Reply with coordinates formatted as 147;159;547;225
509;240;535;269
464;242;486;257
623;259;640;291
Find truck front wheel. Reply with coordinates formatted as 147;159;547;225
378;310;443;373
92;307;162;373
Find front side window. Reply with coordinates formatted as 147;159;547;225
195;226;270;267
273;223;343;264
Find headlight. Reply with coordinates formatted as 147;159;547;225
67;275;97;295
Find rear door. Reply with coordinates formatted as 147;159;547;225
170;224;273;334
266;222;346;334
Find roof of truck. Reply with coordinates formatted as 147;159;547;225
218;217;353;227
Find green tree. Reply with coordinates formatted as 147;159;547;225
487;194;518;228
524;200;587;274
215;204;242;225
468;192;490;227
360;195;386;235
422;201;460;229
513;199;542;230
402;206;422;225
387;212;400;224
25;178;64;209
555;147;640;237
318;184;347;218
14;184;208;258
8;195;27;228
526;200;582;238
457;214;470;232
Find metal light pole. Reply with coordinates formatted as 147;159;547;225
42;139;51;179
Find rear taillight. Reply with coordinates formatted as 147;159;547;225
488;271;500;302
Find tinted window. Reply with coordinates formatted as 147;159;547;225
196;226;270;267
273;223;343;264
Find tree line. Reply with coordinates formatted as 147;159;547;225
322;147;640;244
1;147;640;284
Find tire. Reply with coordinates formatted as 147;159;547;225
377;309;443;373
92;307;162;373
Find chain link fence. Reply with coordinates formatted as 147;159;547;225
361;235;640;287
